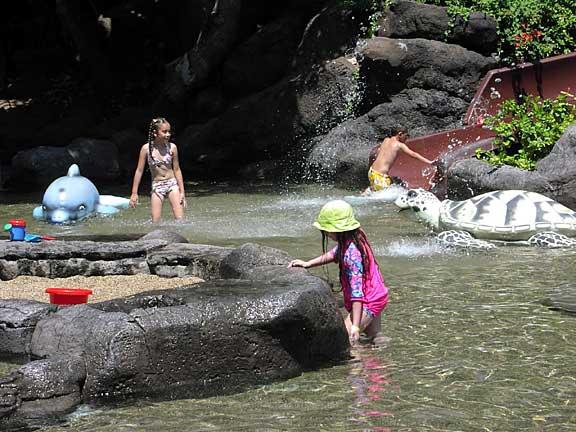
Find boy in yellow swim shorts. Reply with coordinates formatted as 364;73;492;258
367;126;435;192
368;167;392;191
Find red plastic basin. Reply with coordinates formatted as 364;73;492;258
45;288;93;305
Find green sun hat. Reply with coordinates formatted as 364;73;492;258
313;200;360;232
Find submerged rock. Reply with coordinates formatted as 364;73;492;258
139;230;189;244
543;284;576;314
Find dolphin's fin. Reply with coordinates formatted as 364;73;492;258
32;206;44;220
67;164;80;177
96;204;120;215
99;195;131;209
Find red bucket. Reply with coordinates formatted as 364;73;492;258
45;288;93;305
9;219;26;227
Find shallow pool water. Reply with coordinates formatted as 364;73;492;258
2;183;576;431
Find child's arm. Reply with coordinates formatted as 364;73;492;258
171;144;186;207
129;145;148;207
344;245;366;343
287;250;336;268
399;142;434;165
349;301;363;343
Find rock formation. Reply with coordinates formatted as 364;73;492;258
0;240;349;429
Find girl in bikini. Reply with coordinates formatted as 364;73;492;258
129;117;186;222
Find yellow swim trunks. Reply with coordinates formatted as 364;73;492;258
368;168;392;191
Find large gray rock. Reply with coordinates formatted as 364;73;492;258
291;1;366;72
535;124;576;209
378;0;450;41
222;13;309;97
378;1;498;56
178;57;359;179
447;158;551;198
0;301;55;355
174;1;366;181
11;137;122;188
295;56;360;137
358;37;495;110
446;124;576;208
0;241;349;428
450;12;498;56
66;137;121;181
306;88;468;186
430;136;495;198
11;147;74;186
1;356;86;418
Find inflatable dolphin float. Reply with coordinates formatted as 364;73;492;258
33;164;130;224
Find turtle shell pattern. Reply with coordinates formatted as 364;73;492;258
439;190;576;240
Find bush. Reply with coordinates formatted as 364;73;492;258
476;93;576;170
416;0;576;64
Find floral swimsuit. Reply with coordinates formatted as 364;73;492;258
329;241;389;316
147;143;178;200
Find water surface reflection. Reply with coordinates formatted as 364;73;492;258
1;184;576;430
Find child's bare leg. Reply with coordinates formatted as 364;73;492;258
150;193;163;223
363;313;381;338
344;312;375;335
167;189;184;220
344;314;352;334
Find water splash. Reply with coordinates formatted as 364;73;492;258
489;87;501;100
396;41;408;51
376;238;454;257
345;186;407;204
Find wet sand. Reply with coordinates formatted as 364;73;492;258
0;275;203;303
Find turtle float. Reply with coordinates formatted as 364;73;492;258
394;188;576;249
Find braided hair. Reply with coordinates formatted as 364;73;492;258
148;117;167;161
321;228;375;293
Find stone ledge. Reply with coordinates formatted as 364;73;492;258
0;240;232;281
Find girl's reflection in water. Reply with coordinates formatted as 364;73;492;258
348;344;396;432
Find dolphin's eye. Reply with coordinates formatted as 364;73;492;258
78;204;86;211
42;205;47;211
407;190;417;198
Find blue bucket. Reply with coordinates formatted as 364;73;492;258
7;220;26;241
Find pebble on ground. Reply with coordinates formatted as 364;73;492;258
0;275;203;303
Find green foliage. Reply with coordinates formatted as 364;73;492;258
415;0;576;64
337;0;384;37
338;0;575;63
476;94;576;170
366;8;384;38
